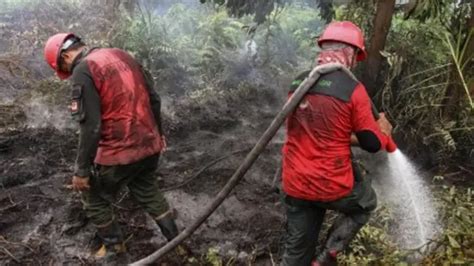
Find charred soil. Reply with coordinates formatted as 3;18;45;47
0;84;286;265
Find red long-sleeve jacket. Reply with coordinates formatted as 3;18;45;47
282;69;389;202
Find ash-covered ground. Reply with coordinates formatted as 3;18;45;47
0;76;289;265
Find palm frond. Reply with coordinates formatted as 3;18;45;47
443;31;474;109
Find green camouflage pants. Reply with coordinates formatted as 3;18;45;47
81;154;170;227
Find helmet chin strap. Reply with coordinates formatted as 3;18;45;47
349;48;359;70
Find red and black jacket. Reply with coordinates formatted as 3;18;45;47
282;69;389;202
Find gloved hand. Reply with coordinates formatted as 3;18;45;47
71;175;90;191
377;113;393;136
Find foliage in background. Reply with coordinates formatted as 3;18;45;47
199;0;280;24
421;184;474;263
382;16;455;163
340;185;474;264
335;1;375;43
253;5;323;68
336;1;473;170
1;0;40;12
110;3;322;96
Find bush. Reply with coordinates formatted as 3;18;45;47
340;185;474;264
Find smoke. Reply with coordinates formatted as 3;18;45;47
22;95;74;131
2;1;324;133
138;0;201;15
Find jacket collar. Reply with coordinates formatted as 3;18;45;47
70;47;99;72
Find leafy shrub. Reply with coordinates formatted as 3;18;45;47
340;185;474;264
111;3;322;91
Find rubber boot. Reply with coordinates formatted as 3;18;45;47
312;249;338;266
155;210;191;259
313;214;365;266
94;220;128;264
311;249;337;266
155;210;179;242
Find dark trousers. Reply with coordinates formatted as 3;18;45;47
282;166;377;266
81;154;170;227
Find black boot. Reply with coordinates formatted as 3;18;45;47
94;220;128;263
314;214;365;266
155;210;179;241
155;210;192;260
313;249;338;266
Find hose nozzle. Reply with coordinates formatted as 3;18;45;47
386;136;397;153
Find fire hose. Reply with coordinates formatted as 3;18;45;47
129;63;396;265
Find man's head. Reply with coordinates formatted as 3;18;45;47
317;21;366;68
44;33;86;80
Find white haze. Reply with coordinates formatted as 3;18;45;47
23;95;74;131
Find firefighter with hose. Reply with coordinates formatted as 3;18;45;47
281;21;394;265
43;33;180;261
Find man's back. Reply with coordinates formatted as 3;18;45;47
282;69;384;202
73;48;163;165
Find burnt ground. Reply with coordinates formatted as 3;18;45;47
0;84;288;265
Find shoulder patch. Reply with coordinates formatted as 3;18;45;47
318;79;332;87
308;69;359;102
289;70;311;92
70;85;85;122
291;79;303;87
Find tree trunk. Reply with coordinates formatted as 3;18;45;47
362;0;396;97
317;0;334;23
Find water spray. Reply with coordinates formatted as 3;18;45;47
371;106;439;251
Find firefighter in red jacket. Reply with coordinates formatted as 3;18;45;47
43;33;179;259
281;21;393;266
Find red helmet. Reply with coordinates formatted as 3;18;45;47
44;33;77;80
317;21;367;61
